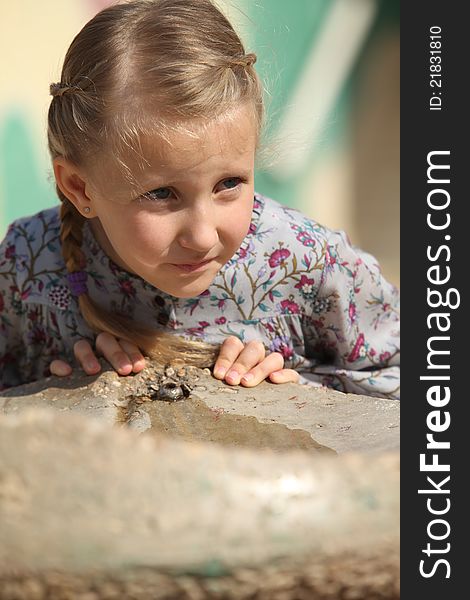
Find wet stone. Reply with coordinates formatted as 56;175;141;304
132;396;334;454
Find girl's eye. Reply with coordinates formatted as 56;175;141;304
220;177;242;191
143;187;172;201
139;178;244;203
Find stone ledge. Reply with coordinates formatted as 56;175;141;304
0;362;399;598
0;359;399;454
0;409;398;573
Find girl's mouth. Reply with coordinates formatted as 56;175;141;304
171;259;213;273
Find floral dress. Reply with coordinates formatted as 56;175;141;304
0;193;400;398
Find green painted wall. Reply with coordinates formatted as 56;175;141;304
0;112;56;227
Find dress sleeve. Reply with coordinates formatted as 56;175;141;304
1;224;73;390
0;224;27;389
300;229;400;399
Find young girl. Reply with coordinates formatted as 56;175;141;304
0;0;399;398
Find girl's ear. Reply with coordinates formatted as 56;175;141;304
53;157;94;218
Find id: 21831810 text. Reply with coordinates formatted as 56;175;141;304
429;25;443;111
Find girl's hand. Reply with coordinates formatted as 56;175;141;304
49;332;146;377
212;336;299;387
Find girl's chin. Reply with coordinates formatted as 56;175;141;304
149;274;215;299
163;286;210;299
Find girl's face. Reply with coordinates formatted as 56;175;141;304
85;106;257;298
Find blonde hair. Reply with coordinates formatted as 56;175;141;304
48;0;264;367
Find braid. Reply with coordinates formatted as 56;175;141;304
58;193;219;367
59;194;86;272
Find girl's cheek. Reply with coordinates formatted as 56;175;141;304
131;213;170;239
234;201;254;235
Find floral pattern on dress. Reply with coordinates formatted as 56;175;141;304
1;193;400;398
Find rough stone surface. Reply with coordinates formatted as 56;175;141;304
0;361;400;599
0;552;399;599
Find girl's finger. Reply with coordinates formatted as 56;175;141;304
49;359;73;377
213;336;245;379
224;339;267;385
268;368;300;385
117;338;147;373
237;351;285;387
94;332;133;376
73;339;102;375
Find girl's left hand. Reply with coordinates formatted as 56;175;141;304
49;332;146;377
212;336;299;387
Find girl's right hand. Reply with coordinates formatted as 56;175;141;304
49;332;146;377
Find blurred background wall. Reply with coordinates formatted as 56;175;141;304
0;0;399;285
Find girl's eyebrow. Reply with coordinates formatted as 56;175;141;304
139;167;253;187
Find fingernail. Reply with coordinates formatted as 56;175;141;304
226;370;239;382
214;367;226;379
241;373;253;383
86;361;99;371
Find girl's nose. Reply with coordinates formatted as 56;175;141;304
177;206;219;253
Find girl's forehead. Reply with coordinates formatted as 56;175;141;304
126;108;257;172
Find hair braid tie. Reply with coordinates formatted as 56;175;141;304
231;53;257;68
67;271;88;296
50;82;78;98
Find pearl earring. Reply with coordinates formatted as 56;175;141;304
84;207;91;215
